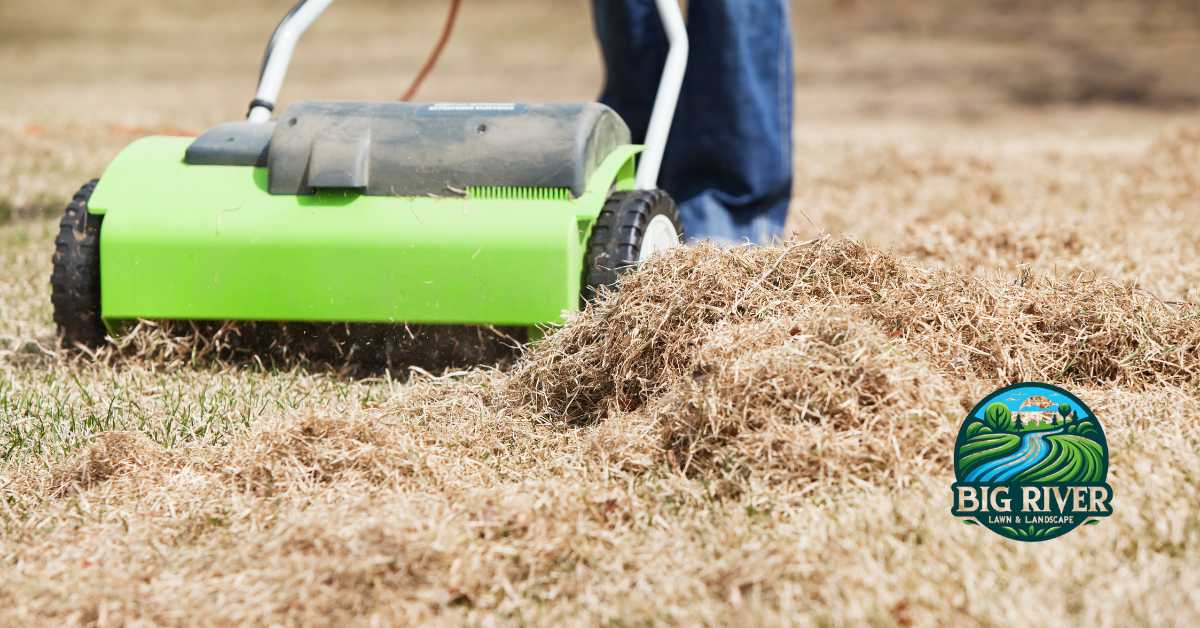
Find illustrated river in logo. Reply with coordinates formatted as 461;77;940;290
951;382;1113;541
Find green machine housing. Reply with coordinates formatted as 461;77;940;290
86;102;641;330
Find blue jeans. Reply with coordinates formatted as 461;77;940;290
592;0;794;243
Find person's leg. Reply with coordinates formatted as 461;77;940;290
591;0;667;142
592;0;793;243
665;0;794;243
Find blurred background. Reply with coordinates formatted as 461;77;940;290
2;0;1199;230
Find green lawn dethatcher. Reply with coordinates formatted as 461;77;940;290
48;0;690;359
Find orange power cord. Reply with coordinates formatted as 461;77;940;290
400;0;462;101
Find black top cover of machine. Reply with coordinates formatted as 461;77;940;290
184;121;275;167
183;101;632;198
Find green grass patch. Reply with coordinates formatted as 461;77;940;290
956;432;1020;476
965;421;992;438
0;364;391;464
1012;434;1105;483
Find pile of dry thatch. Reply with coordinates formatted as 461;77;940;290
506;237;1198;487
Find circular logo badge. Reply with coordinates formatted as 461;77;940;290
951;383;1113;542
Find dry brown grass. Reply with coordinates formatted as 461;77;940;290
2;0;1200;625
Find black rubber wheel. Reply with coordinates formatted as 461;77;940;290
51;179;106;348
582;189;682;303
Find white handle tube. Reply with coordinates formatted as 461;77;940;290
635;0;689;190
248;0;335;122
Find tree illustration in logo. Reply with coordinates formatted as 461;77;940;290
982;402;1013;432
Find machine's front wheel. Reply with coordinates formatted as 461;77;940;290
582;189;683;303
50;180;106;348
